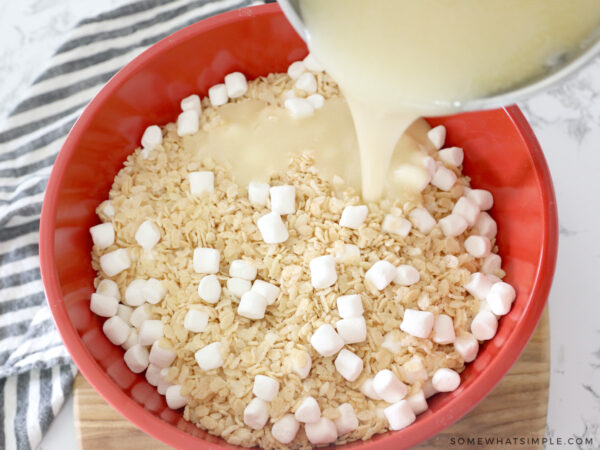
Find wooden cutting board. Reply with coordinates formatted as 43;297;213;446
74;309;549;450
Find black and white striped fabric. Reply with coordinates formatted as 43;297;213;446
0;1;263;448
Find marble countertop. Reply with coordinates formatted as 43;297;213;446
2;2;598;449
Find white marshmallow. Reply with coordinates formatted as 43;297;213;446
90;293;118;317
382;332;402;354
97;279;120;300
481;253;502;274
392;164;432;192
384;400;416;431
334;349;363;381
227;277;252;298
306;93;325;109
427;125;446;149
176;110;199;136
89;223;115;250
145;363;163;386
295;72;317;94
423;156;440;177
305;418;338;445
184;309;209;333
465;235;492;258
395;264;420;286
310;324;344;357
141;125;162;150
102;316;130;345
180;94;201;116
374;369;408;403
471;310;498;341
143;278;167;304
248;181;270;206
269;185;296;215
149;341;176;368
423;379;437;399
467;189;494;211
400;309;434;339
487;274;501;284
139;319;163;346
360;378;382;400
208;83;228;106
335;243;360;264
101;200;115;217
284;97;315;118
303;53;324;72
125;279;147;307
291;350;312;379
433;314;456;345
335;403;358;435
309;255;337;289
295;396;321;423
99;248;130;277
229;260;257;280
486;281;516;316
271;414;300;444
251;280;280;305
195;342;223;371
253;375;280;402
193;247;220;274
337;294;363;318
336;317;367;344
123;344;149;373
432;368;461;392
224;71;247;98
409;208;436;234
165;385;187;409
439;214;468;237
135;219;161;251
157;368;172;395
454;334;479;362
287;60;306;79
402;356;428;383
407;390;429;415
339;205;368;229
244;398;269;430
431;166;457;191
465;272;493;300
438;147;464;167
257;212;289;244
453;196;480;227
189;171;214;195
117;304;132;323
129;304;151;328
382;214;411;237
238;290;268;320
365;260;396;290
198;274;221;303
475;212;497;239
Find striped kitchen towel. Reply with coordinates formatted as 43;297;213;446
0;0;264;448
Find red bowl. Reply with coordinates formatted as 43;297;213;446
39;4;558;449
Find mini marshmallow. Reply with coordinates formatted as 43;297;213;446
270;185;296;215
176;110;199;136
184;309;209;333
395;265;420;286
145;363;162;386
89;223;115;250
465;272;493;300
253;375;280;402
481;253;502;274
295;72;317;94
432;368;461;392
227;277;252;297
384;400;416;431
392;164;431;192
454;334;479;362
475;212;497;239
423;156;439;177
360;378;382;400
208;83;228;106
335;243;360;264
382;332;402;354
439;214;468;237
166;385;187;409
400;309;434;339
99;248;130;277
102;316;130;345
310;324;344;357
123;344;149;373
129;304;151;328
427;125;446;149
453;196;480;227
244;398;269;430
193;247;220;274
431;166;457;191
284;97;315;118
305;418;338;445
487;274;501;284
337;294;363;318
401;356;428;383
407;390;429;415
382;214;411;237
143;278;166;304
365;260;396;290
339;205;368;229
272;414;300;444
135;220;161;250
438;147;464;167
139;319;163;346
432;314;456;345
180;94;201;116
238;290;268;320
157;368;172;395
486;282;516;316
141;125;162;150
195;342;223;371
101;200;115;217
251;280;280;305
334;349;363;381
303;53;324;72
471;310;498;340
465;235;492;258
224;72;247;98
97;279;120;300
125;279;147;307
409;208;436;234
309;255;337;289
423;379;437;398
336;317;367;344
335;403;358;435
374;369;408;403
189;171;214;195
307;93;325;109
248;181;270;206
117;304;132;323
229;260;257;280
257;212;289;244
467;189;494;211
291;350;312;379
90;293;119;317
198;274;221;303
287;60;306;79
295;396;321;423
149;341;176;368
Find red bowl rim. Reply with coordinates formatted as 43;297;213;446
39;3;558;449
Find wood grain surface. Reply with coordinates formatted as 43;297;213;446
74;308;549;450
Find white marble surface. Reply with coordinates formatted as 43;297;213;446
1;2;599;449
